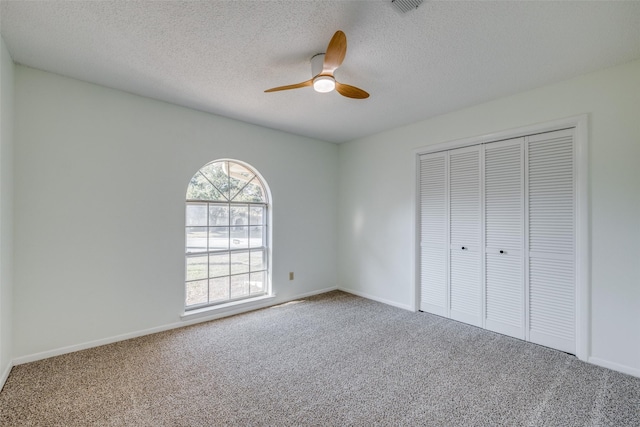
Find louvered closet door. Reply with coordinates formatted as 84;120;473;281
419;152;448;316
484;138;525;339
448;146;482;326
527;129;575;354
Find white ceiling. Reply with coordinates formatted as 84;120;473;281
1;1;640;143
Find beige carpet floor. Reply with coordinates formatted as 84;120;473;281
1;290;639;426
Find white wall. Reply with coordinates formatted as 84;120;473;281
8;57;640;378
13;66;338;360
339;59;640;376
0;36;15;386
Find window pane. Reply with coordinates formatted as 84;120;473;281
209;276;230;302
209;204;229;226
230;226;249;249
249;226;264;248
229;162;254;181
209;252;230;277
234;179;265;202
187;173;225;201
186;280;208;306
230;251;250;275
209;227;229;251
201;161;231;200
186;255;208;281
231;206;248;227
230;274;250;298
250;249;266;272
186;227;207;253
250;206;265;225
186;204;207;226
228;162;255;201
250;271;266;295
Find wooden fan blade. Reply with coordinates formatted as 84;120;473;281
322;30;347;74
335;82;369;99
264;79;313;93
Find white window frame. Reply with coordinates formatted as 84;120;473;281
183;159;273;314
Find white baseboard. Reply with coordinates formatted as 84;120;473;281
287;286;339;299
588;356;640;378
338;287;414;311
13;287;338;366
0;360;12;391
13;322;193;366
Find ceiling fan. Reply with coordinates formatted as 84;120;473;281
264;30;369;99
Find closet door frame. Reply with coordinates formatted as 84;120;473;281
413;114;589;361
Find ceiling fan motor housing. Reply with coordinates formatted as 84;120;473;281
311;53;326;76
311;53;335;92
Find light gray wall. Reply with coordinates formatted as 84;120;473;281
338;59;640;376
0;36;15;384
13;66;338;359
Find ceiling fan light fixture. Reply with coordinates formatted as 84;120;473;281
313;75;335;93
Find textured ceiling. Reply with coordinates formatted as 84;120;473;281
1;1;640;143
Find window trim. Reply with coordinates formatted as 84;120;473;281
180;294;277;320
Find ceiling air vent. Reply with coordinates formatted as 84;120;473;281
391;0;424;13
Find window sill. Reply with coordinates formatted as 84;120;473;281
180;294;276;321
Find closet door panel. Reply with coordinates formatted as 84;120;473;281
450;249;481;325
419;152;448;315
485;249;523;338
484;138;525;339
529;256;575;353
449;147;482;326
528;129;575;353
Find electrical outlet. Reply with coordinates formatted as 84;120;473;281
289;272;294;280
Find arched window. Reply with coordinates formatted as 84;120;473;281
185;160;270;309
